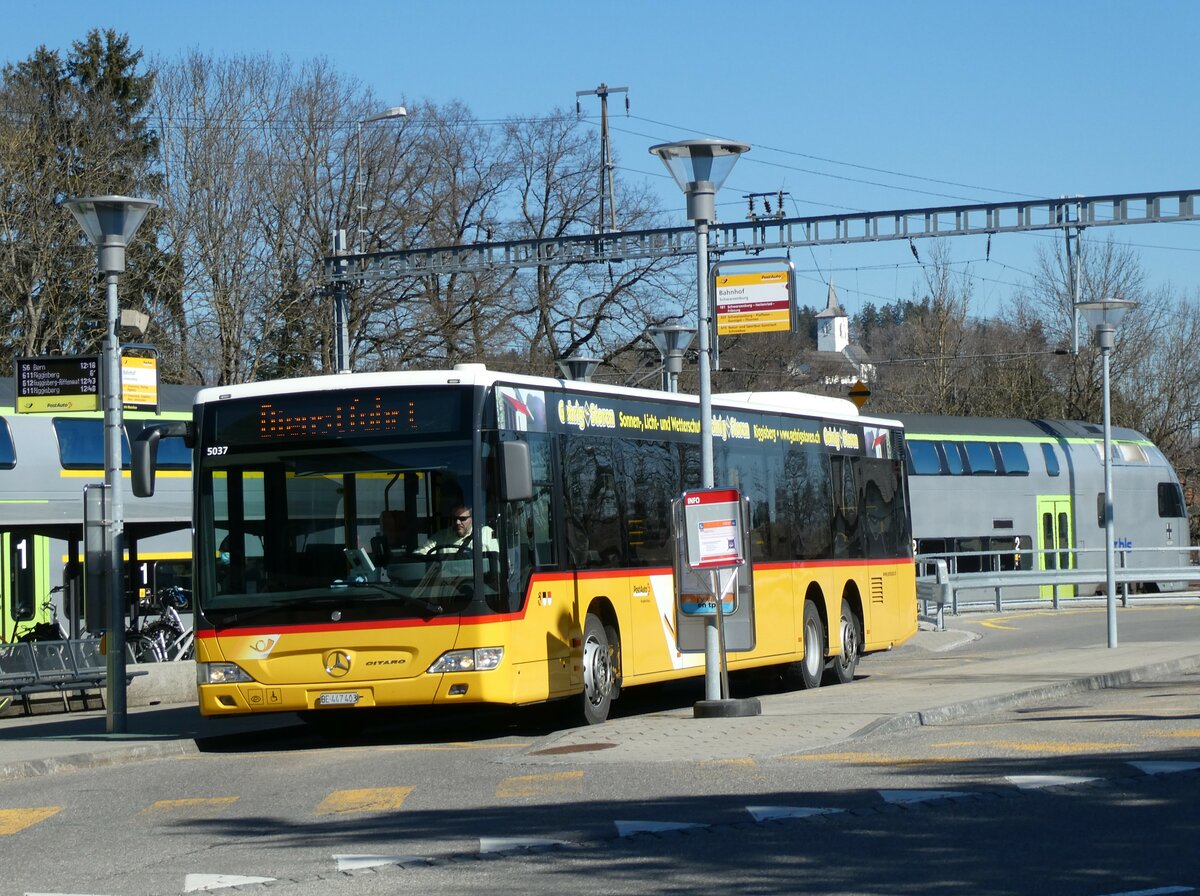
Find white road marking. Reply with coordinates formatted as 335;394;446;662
1006;775;1098;790
479;837;572;853
614;820;707;837
746;805;845;821
183;873;276;892
334;854;431;871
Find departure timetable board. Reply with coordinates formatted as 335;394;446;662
14;355;101;413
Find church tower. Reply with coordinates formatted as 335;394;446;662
815;277;848;353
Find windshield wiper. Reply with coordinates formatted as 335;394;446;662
210;593;344;626
341;580;444;617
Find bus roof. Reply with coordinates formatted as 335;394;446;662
194;364;901;428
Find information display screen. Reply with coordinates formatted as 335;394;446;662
207;388;471;447
14;355;100;413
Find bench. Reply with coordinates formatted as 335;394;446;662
0;640;147;714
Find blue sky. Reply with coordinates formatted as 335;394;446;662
4;0;1199;321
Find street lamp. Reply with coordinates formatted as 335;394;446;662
556;355;602;382
64;194;157;734
646;325;695;393
650;138;749;710
356;106;407;254
1077;298;1136;648
334;106;407;374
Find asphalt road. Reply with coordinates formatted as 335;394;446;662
2;604;1198;896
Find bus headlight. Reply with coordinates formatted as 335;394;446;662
198;662;255;685
428;647;504;673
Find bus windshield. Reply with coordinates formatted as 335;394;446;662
198;437;505;626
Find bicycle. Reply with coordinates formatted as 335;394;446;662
12;586;69;643
136;586;194;662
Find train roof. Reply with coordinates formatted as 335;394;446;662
896;414;1151;444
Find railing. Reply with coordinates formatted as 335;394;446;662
915;545;1200;630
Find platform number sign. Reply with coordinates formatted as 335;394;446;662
8;529;37;623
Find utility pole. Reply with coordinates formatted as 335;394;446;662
576;83;628;233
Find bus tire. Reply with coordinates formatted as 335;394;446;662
827;603;861;686
798;600;825;690
581;613;619;725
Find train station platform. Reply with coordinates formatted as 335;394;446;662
0;607;1197;778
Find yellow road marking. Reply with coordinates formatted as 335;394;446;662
377;743;532;753
1149;729;1200;738
496;771;584;798
932;739;1135;753
783;752;965;766
700;758;757;767
315;787;414;815
142;797;239;815
0;807;61;834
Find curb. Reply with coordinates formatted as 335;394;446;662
856;652;1200;739
0;739;200;782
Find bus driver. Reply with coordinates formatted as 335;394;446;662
415;505;498;556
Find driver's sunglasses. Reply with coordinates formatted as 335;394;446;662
454;514;472;522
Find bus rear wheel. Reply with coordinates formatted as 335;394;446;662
784;600;826;690
827;603;861;685
799;600;826;689
581;613;620;725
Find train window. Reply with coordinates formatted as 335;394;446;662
1158;482;1186;518
53;418;131;468
1096;493;1105;529
963;442;997;475
907;441;942;475
1115;442;1149;464
0;418;14;468
997;443;1029;475
1040;443;1060;477
940;441;965;475
1041;513;1057;570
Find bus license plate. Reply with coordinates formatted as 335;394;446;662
317;692;359;706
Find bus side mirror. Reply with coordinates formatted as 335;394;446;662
500;440;533;502
132;420;193;497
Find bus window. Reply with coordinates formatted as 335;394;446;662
562;436;625;569
624;440;678;566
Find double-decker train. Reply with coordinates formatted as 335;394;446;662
898;414;1192;595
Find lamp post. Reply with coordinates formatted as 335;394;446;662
556;355;602;382
650;139;748;705
647;325;695;393
1076;298;1136;648
356;106;407;254
334;106;407;373
64;194;157;734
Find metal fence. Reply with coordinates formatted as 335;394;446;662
915;545;1200;629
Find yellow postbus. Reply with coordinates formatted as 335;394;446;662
134;365;916;724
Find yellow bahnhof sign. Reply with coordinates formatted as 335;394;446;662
714;269;792;335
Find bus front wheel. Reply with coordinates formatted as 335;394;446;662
581;613;620;725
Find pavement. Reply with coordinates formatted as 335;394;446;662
2;616;1199;779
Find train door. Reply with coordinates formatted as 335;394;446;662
1036;496;1075;598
